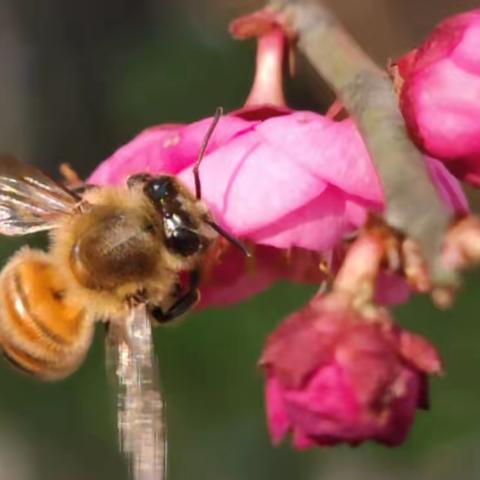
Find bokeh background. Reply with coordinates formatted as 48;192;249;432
0;1;479;479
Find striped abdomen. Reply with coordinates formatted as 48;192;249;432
0;248;93;380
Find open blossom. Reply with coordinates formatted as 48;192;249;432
260;291;442;448
89;112;466;303
91;112;387;251
399;9;480;186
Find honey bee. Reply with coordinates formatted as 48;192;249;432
0;108;247;381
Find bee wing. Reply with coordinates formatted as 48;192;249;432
0;155;80;236
105;304;167;480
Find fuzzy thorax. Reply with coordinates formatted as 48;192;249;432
49;187;177;321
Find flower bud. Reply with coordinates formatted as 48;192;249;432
399;9;480;186
260;293;442;448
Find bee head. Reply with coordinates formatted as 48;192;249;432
127;170;250;259
128;174;214;258
125;109;250;259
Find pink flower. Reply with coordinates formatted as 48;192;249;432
91;114;467;235
198;245;326;307
89;112;466;305
91;112;383;251
399;9;480;186
260;291;442;448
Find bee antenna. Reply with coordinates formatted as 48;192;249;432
193;107;223;200
205;220;251;257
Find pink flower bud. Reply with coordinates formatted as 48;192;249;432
399;9;480;186
260;293;442;448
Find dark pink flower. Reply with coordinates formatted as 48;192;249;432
197;244;326;307
399;9;480;186
260;291;442;448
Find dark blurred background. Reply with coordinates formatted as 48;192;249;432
0;1;479;479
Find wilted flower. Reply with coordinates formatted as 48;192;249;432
260;289;442;448
399;9;480;186
259;231;443;449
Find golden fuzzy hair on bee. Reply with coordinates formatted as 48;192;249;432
0;247;93;380
49;186;179;321
0;153;242;383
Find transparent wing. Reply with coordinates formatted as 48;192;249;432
0;154;79;235
105;304;167;480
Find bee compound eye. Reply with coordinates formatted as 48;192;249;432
167;228;201;256
145;177;175;201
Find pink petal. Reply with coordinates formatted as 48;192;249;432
399;10;480;186
89;115;259;185
453;22;480;75
399;331;443;375
425;157;469;212
254;112;384;202
178;129;328;235
249;186;371;250
413;61;480;157
90;125;184;185
292;430;316;450
284;365;360;436
375;370;422;446
198;245;282;307
374;272;411;306
265;377;291;444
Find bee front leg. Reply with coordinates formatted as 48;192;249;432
150;271;200;324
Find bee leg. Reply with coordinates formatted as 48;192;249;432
150;289;200;324
127;173;153;189
150;271;200;324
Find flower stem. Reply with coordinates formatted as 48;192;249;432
334;235;383;292
246;27;287;107
266;0;458;288
333;233;384;308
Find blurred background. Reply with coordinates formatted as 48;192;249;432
0;0;479;479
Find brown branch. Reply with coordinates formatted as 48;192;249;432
266;0;458;288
